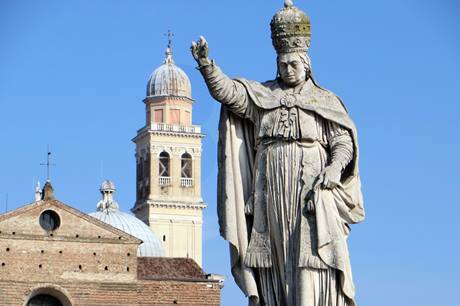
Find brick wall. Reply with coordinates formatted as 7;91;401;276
0;239;138;283
0;280;220;305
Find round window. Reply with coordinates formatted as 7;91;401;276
39;210;61;231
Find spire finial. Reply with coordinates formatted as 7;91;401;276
96;180;119;212
284;0;294;8
164;30;175;64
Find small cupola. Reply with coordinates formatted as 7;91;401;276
90;180;165;257
146;35;192;100
96;180;119;212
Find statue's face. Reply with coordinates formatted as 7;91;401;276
278;53;307;87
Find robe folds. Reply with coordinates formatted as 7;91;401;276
216;77;365;306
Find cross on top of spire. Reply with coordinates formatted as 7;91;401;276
166;30;174;49
164;30;175;64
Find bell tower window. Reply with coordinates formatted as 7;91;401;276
180;153;193;187
137;156;147;200
181;153;192;178
159;152;170;177
159;151;171;186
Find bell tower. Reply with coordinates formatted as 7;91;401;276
132;37;206;266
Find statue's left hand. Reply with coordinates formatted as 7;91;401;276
314;164;341;190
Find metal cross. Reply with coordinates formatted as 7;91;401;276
165;30;174;49
40;147;56;182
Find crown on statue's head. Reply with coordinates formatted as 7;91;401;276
271;0;311;54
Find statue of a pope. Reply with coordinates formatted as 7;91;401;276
191;1;365;305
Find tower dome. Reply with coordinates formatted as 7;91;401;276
89;180;165;257
146;44;192;99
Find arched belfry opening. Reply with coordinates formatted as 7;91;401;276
181;152;192;178
159;151;171;177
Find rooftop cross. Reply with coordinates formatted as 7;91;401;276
165;29;174;49
164;30;175;64
40;147;56;182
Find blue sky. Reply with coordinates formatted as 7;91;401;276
1;1;459;305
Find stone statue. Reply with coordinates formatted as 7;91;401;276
191;1;364;305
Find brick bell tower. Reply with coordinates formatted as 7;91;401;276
131;37;206;266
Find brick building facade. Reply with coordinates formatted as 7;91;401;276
0;195;221;305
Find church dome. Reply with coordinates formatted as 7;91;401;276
89;180;165;257
146;46;192;99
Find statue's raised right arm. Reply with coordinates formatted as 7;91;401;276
191;36;249;117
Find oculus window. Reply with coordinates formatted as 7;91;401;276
39;210;61;231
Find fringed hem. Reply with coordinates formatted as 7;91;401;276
244;252;272;268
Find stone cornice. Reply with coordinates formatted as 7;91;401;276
0;233;138;245
132;128;205;143
143;95;195;104
132;200;206;212
149;130;205;139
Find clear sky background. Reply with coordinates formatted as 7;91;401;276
1;1;459;305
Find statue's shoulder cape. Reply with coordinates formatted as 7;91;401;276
235;77;359;177
237;78;349;117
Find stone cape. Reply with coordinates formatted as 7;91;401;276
216;77;364;305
